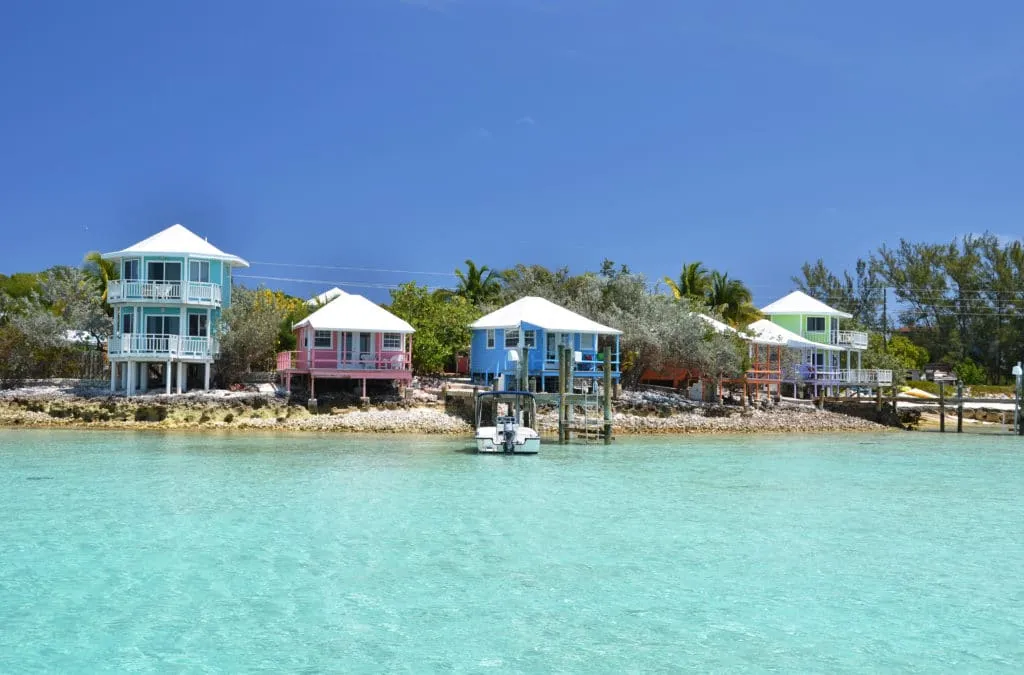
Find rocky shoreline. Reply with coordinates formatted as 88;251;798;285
0;383;894;435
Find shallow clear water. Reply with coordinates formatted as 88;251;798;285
1;430;1022;671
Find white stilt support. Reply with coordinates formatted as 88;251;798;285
110;364;116;393
176;362;184;394
126;362;134;398
165;361;172;395
204;362;210;391
139;362;148;393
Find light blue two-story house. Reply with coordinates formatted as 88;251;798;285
469;296;621;392
102;224;249;395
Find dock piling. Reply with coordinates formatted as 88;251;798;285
603;345;612;444
939;381;946;432
956;382;963;433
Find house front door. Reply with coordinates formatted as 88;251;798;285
359;332;373;367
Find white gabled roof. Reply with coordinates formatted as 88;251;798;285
294;292;414;333
306;287;346;307
470;296;622;335
696;313;737;336
102;224;249;267
760;290;852;319
746;319;843;351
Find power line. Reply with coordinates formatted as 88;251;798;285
248;261;457;278
235;273;445;292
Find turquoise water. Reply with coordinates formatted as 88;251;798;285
1;431;1022;672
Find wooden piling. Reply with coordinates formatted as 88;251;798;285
956;382;963;433
602;345;612;445
939;381;945;432
558;347;567;444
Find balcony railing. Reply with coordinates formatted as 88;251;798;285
108;334;215;359
795;366;893;386
835;330;869;349
107;280;222;306
277;351;411;372
803;329;869;349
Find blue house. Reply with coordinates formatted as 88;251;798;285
469;296;622;391
102;224;249;396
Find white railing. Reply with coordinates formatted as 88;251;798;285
835;330;869;349
796;367;894;386
108;334;215;359
841;368;893;385
107;280;222;305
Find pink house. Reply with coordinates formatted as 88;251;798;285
277;289;414;400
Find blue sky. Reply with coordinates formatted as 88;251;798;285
1;0;1022;304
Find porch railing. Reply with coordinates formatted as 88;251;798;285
835;330;869;349
277;351;411;372
802;329;869;349
108;334;215;359
107;280;222;305
795;367;893;385
541;351;620;372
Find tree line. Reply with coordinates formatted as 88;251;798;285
793;232;1023;384
8;234;1009;388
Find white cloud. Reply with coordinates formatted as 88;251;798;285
516;116;536;126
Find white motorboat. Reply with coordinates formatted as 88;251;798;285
474;391;540;454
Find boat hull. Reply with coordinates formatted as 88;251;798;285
475;432;540;454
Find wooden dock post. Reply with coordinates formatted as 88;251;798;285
956;382;964;433
875;388;882;414
562;346;572;443
939;381;946;432
602;345;612;444
561;348;569;444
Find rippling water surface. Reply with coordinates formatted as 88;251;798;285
1;430;1022;671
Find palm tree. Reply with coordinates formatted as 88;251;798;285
82;251;118;305
663;261;710;302
454;259;501;307
707;271;760;327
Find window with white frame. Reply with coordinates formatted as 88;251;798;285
486;329;495;349
188;313;208;337
147;261;181;282
189;260;210;283
524;330;536;349
382;333;402;350
580;333;596;350
121;311;133;334
505;328;519;348
314;330;332;348
807;317;826;332
123;259;140;281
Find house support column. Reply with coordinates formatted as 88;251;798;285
139;363;149;393
165;361;172;395
126;361;134;398
360;378;369;407
176;362;184;394
110;364;117;393
204;362;211;391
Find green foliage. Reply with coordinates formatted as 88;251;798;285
0;272;41;300
792;258;883;330
954;358;986;385
663;261;710;302
795;233;1024;384
453;259;501;307
82;251;119;307
495;263;744;385
387;282;481;375
885;334;929;371
662;262;759;327
216;286;294;385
